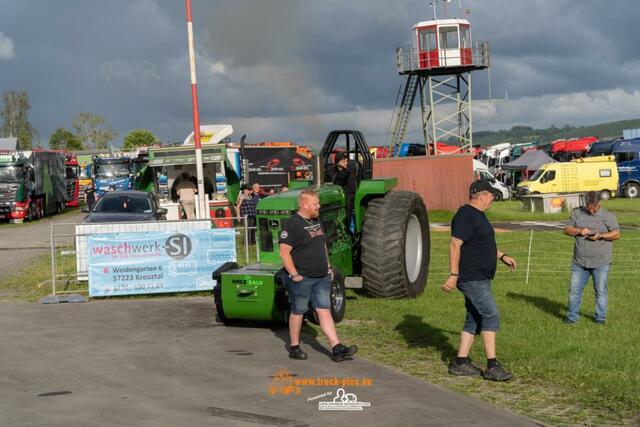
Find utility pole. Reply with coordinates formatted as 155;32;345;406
185;0;207;219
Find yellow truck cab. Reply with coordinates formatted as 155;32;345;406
517;155;619;199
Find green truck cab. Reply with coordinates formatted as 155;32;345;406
0;151;66;223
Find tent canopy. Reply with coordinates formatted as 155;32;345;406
502;149;555;172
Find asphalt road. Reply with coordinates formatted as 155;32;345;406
0;298;541;427
0;209;86;279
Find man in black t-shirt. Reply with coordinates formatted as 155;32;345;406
441;180;517;382
279;189;358;362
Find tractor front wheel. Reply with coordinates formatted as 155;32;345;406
361;191;430;298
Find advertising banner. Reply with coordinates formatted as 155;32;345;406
88;229;236;297
245;147;312;188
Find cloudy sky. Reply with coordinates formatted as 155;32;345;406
1;0;639;149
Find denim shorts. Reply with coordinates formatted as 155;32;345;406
457;279;500;334
285;275;332;315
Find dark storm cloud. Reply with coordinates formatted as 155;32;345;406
0;0;639;146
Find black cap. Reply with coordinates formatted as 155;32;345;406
334;151;347;163
469;180;494;195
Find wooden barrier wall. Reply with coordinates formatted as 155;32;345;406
373;154;474;212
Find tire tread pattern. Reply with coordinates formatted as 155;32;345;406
361;191;430;298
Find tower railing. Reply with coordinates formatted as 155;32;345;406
395;40;490;74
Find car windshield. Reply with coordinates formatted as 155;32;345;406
0;166;24;183
93;194;152;214
66;167;78;179
529;169;544;181
96;162;129;178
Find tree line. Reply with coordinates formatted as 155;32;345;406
1;90;160;151
469;119;640;147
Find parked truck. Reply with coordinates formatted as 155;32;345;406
92;156;132;197
612;138;640;198
64;153;80;207
517;155;619;199
0;150;66;222
144;143;240;227
550;136;597;162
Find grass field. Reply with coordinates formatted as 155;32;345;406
334;228;640;426
430;198;640;226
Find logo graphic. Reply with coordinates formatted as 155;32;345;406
279;231;288;239
165;234;192;259
167;261;197;277
318;388;371;411
267;158;281;168
102;267;109;274
268;369;301;396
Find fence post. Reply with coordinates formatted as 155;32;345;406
243;215;249;264
525;228;534;285
50;222;56;296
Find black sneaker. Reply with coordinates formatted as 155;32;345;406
331;343;358;362
563;318;576;324
448;359;483;377
482;361;513;382
289;346;308;360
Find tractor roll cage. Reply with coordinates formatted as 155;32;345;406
319;130;373;182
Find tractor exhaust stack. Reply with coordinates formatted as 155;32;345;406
312;155;324;189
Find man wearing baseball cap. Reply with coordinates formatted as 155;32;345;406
441;180;517;381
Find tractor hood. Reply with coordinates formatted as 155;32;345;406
256;184;345;214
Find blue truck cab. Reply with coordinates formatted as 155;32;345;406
612;138;640;198
92;156;132;197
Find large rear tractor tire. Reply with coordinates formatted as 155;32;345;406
361;191;430;298
306;269;346;324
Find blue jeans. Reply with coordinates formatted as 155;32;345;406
457;280;500;334
567;262;610;322
285;275;331;315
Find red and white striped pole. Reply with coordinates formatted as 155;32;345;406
185;0;207;219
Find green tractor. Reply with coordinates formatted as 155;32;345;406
212;130;430;325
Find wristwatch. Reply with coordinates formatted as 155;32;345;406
448;272;459;277
288;273;300;279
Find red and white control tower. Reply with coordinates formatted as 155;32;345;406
390;3;489;155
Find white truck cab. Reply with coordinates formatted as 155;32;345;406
473;159;511;201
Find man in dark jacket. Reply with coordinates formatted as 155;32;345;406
85;185;96;211
332;152;358;231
